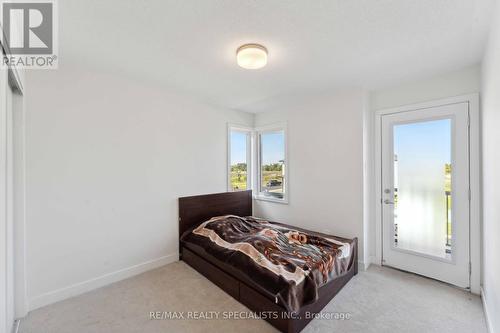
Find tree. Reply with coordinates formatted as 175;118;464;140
263;163;282;171
231;163;247;172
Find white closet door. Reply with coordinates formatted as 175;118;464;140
0;64;9;333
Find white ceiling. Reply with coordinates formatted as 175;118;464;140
61;0;494;112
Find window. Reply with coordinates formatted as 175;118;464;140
257;125;287;202
228;125;251;191
227;123;288;203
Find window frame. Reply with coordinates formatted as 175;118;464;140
227;124;253;192
255;123;288;204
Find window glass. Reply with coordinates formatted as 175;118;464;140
259;130;285;199
230;130;249;191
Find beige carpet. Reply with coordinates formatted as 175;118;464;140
19;262;486;333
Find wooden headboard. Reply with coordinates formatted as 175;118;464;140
178;190;252;242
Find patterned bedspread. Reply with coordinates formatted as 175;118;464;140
181;215;356;312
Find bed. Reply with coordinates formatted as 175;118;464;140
178;190;358;333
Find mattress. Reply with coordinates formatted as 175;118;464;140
180;215;356;312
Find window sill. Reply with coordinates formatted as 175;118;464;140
254;195;289;205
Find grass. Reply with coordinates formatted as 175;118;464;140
230;171;247;190
261;171;283;189
230;170;284;192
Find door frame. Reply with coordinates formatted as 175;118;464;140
1;30;27;326
374;93;480;294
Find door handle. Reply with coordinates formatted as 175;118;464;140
384;199;394;204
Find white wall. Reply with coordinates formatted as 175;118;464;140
20;57;488;318
481;2;500;332
370;65;481;110
253;90;367;267
24;64;253;310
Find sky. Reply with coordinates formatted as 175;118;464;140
230;131;247;164
394;118;451;165
261;131;285;165
394;118;451;192
231;130;285;165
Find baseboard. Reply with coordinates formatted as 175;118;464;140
358;255;379;271
28;253;178;311
481;287;495;333
358;260;371;271
369;255;379;266
12;319;20;333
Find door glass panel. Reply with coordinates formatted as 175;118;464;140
393;119;452;260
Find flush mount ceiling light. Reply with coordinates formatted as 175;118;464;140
236;44;268;69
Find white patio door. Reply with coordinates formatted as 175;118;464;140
381;102;470;288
